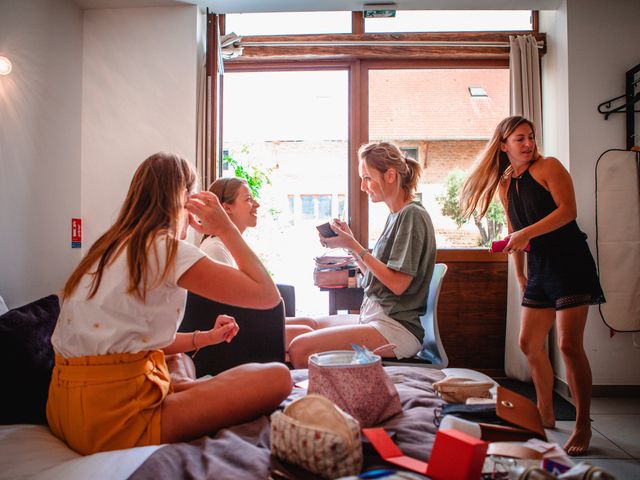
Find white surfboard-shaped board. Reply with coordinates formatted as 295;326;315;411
595;149;640;332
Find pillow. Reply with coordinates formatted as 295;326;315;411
0;294;8;315
0;294;59;425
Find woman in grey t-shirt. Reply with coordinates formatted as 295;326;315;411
288;142;436;369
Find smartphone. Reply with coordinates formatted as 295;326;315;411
316;222;338;238
490;236;530;253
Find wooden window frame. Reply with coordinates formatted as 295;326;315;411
217;13;544;261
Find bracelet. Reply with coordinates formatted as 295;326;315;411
190;330;201;359
355;248;368;262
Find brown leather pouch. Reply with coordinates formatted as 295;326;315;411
479;386;547;442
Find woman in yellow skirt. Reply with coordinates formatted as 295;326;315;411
47;152;292;455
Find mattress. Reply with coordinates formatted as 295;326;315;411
0;424;160;480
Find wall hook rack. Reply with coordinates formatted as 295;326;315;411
597;63;640;149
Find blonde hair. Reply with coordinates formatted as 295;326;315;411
208;177;247;205
62;152;196;302
201;177;248;241
460;116;539;219
358;141;422;201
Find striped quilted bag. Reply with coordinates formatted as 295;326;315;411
270;394;363;479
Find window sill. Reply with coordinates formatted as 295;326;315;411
436;248;507;263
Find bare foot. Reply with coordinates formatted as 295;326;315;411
541;414;556;429
564;425;592;456
538;405;556;429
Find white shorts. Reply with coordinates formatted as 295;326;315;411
359;296;421;359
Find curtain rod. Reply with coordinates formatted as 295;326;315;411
240;40;544;49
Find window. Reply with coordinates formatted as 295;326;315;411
368;68;509;249
225;11;352;36
301;195;315;219
400;147;419;162
216;12;533;312
337;194;345;222
287;195;295;225
317;195;332;219
295;194;334;220
469;86;488;97
365;10;533;33
222;69;349;316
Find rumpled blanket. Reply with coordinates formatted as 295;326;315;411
129;366;445;480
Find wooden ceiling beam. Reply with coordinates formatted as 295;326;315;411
228;32;546;61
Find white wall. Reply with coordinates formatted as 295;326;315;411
0;0;83;308
81;5;200;248
540;0;640;385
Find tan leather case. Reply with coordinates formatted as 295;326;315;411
479;386;547;442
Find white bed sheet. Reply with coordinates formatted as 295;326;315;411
0;424;160;480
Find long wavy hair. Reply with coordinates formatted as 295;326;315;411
62;152;197;302
358;141;422;201
201;177;247;241
460;116;539;219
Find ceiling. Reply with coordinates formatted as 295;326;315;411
73;0;563;13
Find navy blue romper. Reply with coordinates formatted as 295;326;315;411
507;169;606;310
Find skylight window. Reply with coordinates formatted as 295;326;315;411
365;10;533;33
225;11;351;36
469;87;488;97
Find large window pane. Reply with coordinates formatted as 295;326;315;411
367;68;510;249
222;70;349;316
317;195;332;219
301;195;315;219
365;10;532;33
226;11;352;36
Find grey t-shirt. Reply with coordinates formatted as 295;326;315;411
362;201;436;341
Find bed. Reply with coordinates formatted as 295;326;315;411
0;367;445;480
0;294;449;479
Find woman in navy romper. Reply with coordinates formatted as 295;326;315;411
461;116;605;456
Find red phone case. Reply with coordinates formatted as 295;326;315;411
490;236;530;253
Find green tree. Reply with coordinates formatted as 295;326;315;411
223;147;271;199
436;170;505;246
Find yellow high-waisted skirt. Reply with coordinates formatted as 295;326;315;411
46;350;172;455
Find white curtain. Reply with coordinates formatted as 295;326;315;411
510;35;543;146
505;34;544;381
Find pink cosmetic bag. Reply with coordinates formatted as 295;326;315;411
307;350;402;427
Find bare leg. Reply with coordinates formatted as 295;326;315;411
285;316;319;330
285;314;360;331
285;325;314;354
160;362;292;443
285;315;359;350
557;305;592;456
285;325;314;345
519;307;556;428
286;314;362;363
314;314;360;329
288;323;390;369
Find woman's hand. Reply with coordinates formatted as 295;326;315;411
204;314;239;345
320;219;358;251
506;229;531;253
186;191;236;238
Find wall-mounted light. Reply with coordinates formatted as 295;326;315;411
0;56;13;75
